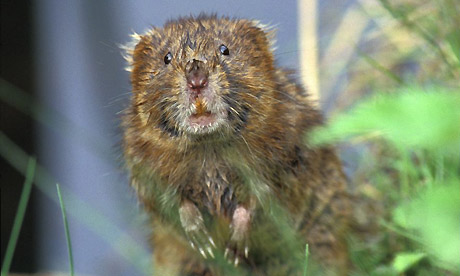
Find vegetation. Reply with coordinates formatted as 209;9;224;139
1;0;459;275
312;87;460;275
311;0;460;274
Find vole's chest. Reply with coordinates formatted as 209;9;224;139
182;160;238;217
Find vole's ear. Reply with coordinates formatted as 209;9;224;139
120;28;160;72
121;32;142;72
250;20;278;53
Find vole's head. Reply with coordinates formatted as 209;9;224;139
124;15;276;138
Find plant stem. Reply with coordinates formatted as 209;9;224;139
303;243;310;276
57;183;75;276
1;157;36;276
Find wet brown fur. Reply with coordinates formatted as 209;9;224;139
122;14;351;275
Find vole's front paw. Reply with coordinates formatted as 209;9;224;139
225;206;251;266
224;235;249;266
179;200;216;259
185;223;216;259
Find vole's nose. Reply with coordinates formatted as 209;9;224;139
186;60;208;94
187;71;208;91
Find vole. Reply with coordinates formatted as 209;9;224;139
121;14;351;276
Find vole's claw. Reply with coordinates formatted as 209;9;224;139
224;245;235;265
199;248;207;259
207;246;215;258
180;201;216;259
224;205;251;265
223;247;242;267
224;239;249;267
184;226;215;259
209;237;216;248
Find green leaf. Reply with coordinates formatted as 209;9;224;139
393;180;460;268
392;252;426;273
310;86;460;153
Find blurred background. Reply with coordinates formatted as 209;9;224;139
1;0;459;275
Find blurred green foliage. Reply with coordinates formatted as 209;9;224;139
311;86;460;274
310;0;460;274
312;87;460;152
392;252;426;274
394;180;460;269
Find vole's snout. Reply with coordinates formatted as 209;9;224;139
186;60;208;98
187;70;208;92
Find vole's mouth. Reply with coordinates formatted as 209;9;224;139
189;111;216;126
182;96;227;134
188;98;217;127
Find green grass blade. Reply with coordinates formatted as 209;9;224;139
56;184;75;276
356;49;403;84
1;157;36;276
0;131;153;275
303;243;309;276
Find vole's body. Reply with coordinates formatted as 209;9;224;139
122;15;350;275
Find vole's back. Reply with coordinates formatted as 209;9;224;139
122;15;351;275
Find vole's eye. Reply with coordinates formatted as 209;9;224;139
164;52;173;64
219;44;229;55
